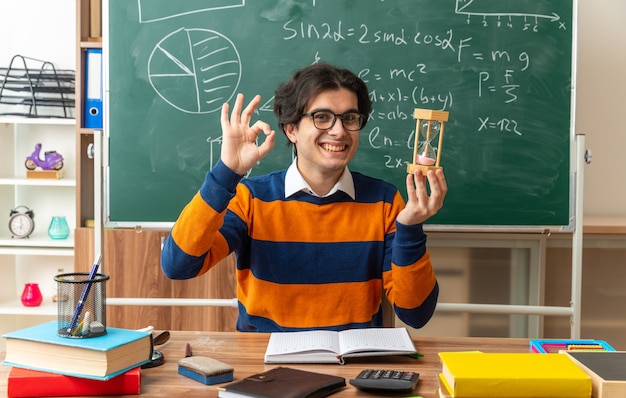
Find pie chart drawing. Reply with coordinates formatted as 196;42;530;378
148;28;241;114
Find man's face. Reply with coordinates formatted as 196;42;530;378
285;88;361;179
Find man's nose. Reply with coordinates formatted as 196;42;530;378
328;117;348;136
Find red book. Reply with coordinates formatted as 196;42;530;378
7;366;141;397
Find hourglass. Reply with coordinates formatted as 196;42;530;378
407;108;449;175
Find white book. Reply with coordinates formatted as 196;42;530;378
264;327;417;364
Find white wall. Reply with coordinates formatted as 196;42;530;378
0;0;75;69
576;0;626;217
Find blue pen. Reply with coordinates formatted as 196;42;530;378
67;254;103;335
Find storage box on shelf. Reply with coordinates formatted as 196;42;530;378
0;117;76;327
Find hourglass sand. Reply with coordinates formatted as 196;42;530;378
407;108;449;175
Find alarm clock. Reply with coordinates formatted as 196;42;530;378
9;205;35;238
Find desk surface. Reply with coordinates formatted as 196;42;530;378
0;331;530;397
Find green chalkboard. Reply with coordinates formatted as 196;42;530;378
106;0;574;227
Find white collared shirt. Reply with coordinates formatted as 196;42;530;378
284;158;355;199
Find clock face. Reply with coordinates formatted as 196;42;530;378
9;213;34;238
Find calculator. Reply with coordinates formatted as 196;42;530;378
349;369;419;392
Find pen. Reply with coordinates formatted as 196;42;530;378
67;254;102;335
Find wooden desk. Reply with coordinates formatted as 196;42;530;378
0;331;530;397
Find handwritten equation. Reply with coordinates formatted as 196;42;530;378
124;1;572;174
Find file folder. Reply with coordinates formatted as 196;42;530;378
84;48;103;128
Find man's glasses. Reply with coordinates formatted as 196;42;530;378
301;110;365;131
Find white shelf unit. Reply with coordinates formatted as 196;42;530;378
0;117;76;332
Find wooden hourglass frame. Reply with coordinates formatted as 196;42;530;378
407;108;449;175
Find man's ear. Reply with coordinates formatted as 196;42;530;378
284;123;297;144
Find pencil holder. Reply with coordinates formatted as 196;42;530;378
54;272;110;338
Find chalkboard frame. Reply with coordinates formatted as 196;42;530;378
103;0;578;231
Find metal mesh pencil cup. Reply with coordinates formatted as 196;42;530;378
54;272;109;338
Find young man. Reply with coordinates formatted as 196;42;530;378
161;63;447;332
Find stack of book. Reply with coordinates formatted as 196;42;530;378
2;321;151;397
437;351;592;398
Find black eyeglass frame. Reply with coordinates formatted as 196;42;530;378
301;110;366;131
